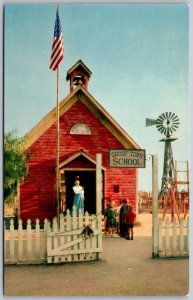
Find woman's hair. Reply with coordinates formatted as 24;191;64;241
107;202;112;208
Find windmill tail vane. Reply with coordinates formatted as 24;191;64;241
145;118;157;127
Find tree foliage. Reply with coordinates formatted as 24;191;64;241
4;131;29;204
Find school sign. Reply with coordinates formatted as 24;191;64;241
109;149;146;168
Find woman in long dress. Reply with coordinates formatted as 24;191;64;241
72;179;84;215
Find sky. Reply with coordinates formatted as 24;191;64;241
4;3;189;191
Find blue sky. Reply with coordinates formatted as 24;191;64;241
4;3;189;191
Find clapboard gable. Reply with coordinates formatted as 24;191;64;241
25;85;140;150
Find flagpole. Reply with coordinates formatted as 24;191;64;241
50;4;63;226
56;65;60;226
56;3;60;226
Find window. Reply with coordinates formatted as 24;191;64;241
70;123;91;135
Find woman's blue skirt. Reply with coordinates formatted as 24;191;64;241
72;193;84;215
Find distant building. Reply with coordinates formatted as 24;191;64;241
19;60;141;223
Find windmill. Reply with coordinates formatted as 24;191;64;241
146;112;180;221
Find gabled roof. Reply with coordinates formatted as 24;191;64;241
25;85;140;150
66;59;92;81
59;150;106;170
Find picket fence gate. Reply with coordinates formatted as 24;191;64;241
4;208;103;265
47;207;102;263
156;216;189;258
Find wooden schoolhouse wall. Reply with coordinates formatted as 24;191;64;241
21;99;137;223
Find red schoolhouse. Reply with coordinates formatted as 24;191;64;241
19;60;141;223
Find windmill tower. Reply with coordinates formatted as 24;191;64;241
146;112;180;195
146;112;180;221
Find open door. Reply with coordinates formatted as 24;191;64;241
65;170;96;214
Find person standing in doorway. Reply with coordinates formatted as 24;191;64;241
72;176;84;215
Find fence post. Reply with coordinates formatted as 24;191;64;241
44;219;49;260
53;217;59;263
96;153;102;216
165;217;170;256
179;217;184;256
172;217;177;256
27;219;32;260
152;154;159;257
72;206;78;261
187;217;189;256
158;217;162;256
10;219;15;263
18;219;23;262
78;209;84;261
96;153;102;258
35;219;40;260
66;209;72;262
4;221;6;262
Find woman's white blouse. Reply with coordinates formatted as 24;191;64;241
73;185;84;195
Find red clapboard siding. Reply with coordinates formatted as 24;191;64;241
20;99;137;223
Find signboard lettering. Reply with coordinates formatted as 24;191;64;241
109;149;146;168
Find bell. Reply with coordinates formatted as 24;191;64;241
73;76;83;86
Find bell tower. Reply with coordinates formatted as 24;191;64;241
66;60;92;92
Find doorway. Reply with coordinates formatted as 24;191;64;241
65;170;96;214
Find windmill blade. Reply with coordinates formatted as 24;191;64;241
173;122;180;127
162;112;167;119
156;124;164;131
157;118;164;124
172;118;179;123
163;127;168;135
172;122;180;127
157;114;165;121
173;118;179;124
169;127;174;135
172;116;180;122
169;112;173;119
157;125;165;134
156;122;164;127
170;126;177;132
171;113;176;120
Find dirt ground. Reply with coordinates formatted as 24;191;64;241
3;213;190;297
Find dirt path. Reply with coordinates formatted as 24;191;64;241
4;213;189;296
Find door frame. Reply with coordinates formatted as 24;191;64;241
60;167;105;214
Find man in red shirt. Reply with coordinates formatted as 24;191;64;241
124;205;136;240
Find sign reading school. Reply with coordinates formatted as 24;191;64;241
109;149;146;168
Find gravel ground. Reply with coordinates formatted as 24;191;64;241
4;213;189;296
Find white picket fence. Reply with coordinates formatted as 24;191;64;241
157;216;189;258
4;208;103;265
47;207;102;263
5;218;49;264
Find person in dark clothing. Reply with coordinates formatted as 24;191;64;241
125;205;136;240
119;199;129;237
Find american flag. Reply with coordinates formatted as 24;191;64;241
50;9;64;71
